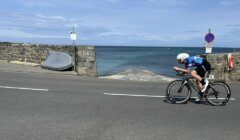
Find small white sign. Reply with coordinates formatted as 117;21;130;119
205;47;212;53
70;33;77;41
205;42;213;54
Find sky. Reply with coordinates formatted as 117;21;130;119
0;0;240;47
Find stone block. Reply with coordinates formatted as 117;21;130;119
77;67;97;77
77;62;85;67
86;56;96;62
84;62;96;68
77;56;86;62
77;67;88;75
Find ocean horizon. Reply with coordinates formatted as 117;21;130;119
96;45;240;48
96;46;240;77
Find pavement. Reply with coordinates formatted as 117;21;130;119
0;60;75;76
0;61;240;140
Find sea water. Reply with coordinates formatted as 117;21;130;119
96;46;240;77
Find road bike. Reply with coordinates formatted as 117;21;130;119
166;70;231;106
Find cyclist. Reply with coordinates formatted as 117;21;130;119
173;53;211;102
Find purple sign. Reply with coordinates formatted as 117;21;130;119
205;33;215;43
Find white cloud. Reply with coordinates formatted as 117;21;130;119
65;23;80;28
226;24;240;28
98;29;201;42
0;29;68;39
105;0;120;2
220;1;240;6
21;0;53;7
146;0;193;6
33;14;70;28
36;14;66;21
142;33;201;42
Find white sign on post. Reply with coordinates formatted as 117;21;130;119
70;32;77;41
205;42;213;54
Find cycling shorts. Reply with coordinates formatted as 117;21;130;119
195;59;211;77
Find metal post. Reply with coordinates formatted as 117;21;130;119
71;26;77;74
24;47;27;62
73;39;76;73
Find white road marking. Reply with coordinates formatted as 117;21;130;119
103;93;236;100
208;98;235;101
103;93;166;98
190;96;235;100
0;86;49;91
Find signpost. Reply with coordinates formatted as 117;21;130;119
70;27;77;73
204;29;214;54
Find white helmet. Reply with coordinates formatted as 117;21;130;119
176;53;189;63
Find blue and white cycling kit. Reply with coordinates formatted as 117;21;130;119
185;56;211;77
185;56;204;69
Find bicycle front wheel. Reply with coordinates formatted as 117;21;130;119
206;82;231;106
166;80;191;104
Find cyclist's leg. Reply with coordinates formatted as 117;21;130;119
195;79;204;102
200;60;211;92
190;70;203;91
191;69;205;102
196;80;202;92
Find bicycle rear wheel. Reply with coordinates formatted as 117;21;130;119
166;80;191;104
205;82;231;106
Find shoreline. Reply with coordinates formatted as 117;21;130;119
99;69;176;82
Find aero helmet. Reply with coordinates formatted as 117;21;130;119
176;53;189;63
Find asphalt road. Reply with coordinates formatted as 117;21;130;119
0;71;239;140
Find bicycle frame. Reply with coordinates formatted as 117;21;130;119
178;76;199;93
177;68;215;93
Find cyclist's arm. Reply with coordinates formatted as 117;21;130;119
173;66;190;73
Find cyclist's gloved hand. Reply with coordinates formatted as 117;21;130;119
173;67;180;71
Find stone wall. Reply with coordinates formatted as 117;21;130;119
205;52;240;82
76;46;97;77
0;43;97;77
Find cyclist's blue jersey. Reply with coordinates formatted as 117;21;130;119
185;56;203;68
